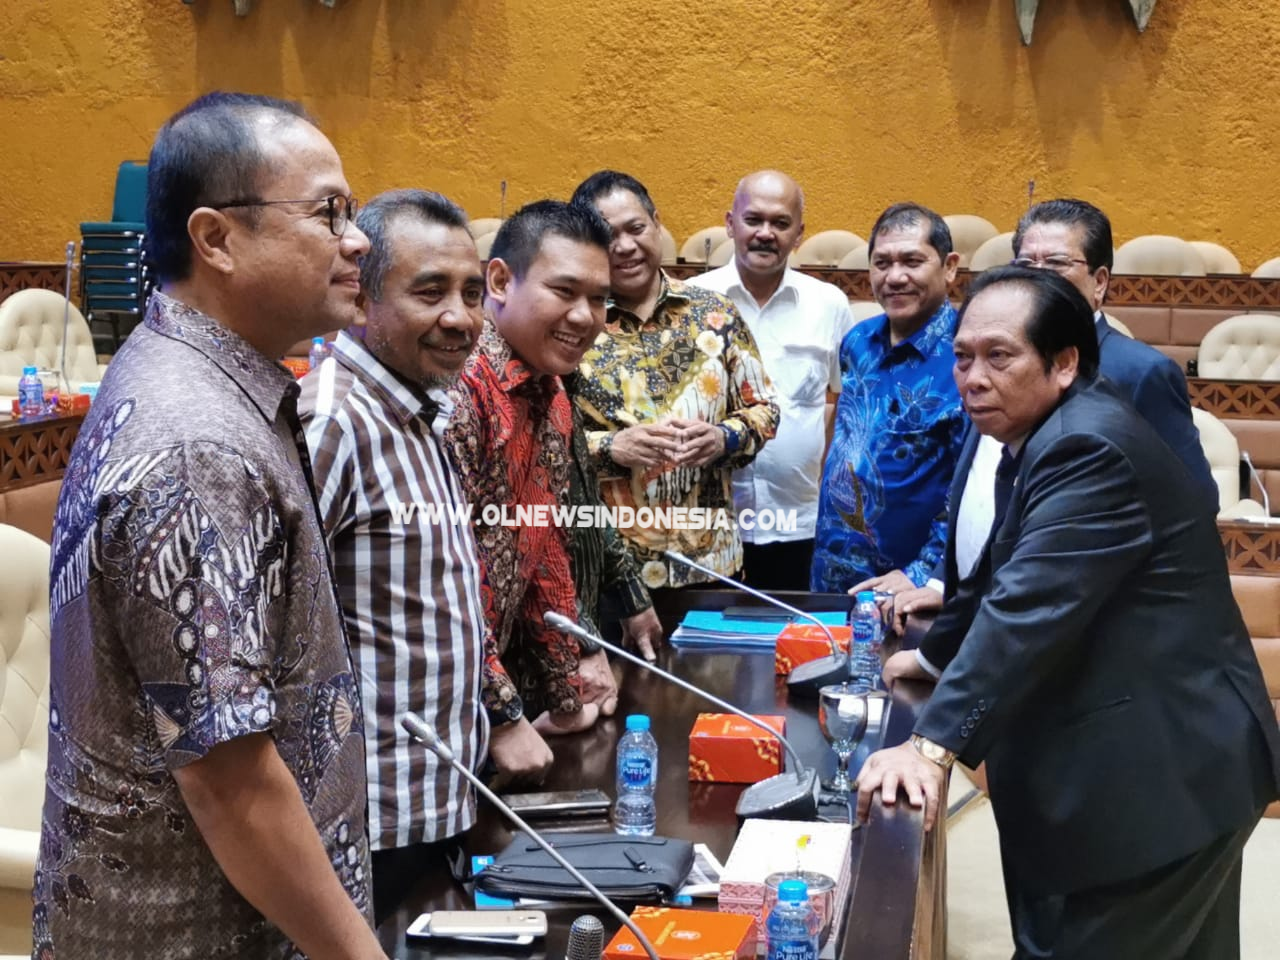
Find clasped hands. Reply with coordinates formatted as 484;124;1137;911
610;417;726;470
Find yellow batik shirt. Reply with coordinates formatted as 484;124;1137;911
574;274;780;588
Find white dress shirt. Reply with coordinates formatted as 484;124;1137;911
690;261;855;543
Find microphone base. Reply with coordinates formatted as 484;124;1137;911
735;768;820;822
786;654;851;698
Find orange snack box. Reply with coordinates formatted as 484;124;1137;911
773;623;851;676
10;391;92;419
604;905;756;960
688;713;785;784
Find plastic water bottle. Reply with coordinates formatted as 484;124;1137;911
850;590;883;687
765;878;821;960
18;366;45;418
307;337;328;371
613;714;657;836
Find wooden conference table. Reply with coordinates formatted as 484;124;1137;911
375;589;944;960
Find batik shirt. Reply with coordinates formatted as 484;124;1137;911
34;293;371;959
444;322;582;723
574;274;780;589
564;381;652;638
811;301;965;592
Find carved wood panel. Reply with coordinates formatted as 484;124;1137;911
1220;521;1280;575
0;415;84;492
1188;380;1280;419
0;262;70;306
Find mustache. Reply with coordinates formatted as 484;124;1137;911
421;334;474;350
748;243;779;253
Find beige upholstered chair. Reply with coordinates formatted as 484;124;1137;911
679;226;729;264
837;243;869;270
967;232;1016;272
707;238;736;268
1112;235;1205;276
1252;257;1280;279
0;524;50;954
474;231;498;260
1198;314;1280;381
659;224;678;264
467;217;503;238
1103;312;1134;337
1192;408;1267;519
943;215;1000;268
0;290;107;396
794;230;866;267
1189;241;1243;274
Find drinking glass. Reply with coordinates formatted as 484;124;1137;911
818;683;870;798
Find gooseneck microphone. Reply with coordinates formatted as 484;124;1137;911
1241;451;1274;520
663;549;851;698
543;612;820;821
566;914;605;960
399;713;660;960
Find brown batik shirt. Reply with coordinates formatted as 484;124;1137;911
33;292;372;959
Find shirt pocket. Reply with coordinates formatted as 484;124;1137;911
770;342;831;406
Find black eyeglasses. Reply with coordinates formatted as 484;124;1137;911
1011;255;1089;273
209;194;358;237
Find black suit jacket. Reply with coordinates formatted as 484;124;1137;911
915;378;1280;895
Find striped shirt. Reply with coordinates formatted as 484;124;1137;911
300;331;486;851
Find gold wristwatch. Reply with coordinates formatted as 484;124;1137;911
910;734;957;769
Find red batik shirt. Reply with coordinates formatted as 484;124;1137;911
445;321;582;724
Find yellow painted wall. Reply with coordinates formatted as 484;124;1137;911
3;0;1279;267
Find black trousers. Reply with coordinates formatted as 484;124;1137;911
742;539;815;592
372;836;463;927
1005;813;1261;960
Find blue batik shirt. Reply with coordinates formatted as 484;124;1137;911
811;300;965;592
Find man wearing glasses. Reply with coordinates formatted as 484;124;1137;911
35;93;388;959
878;198;1216;654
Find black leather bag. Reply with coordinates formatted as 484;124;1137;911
475;832;695;901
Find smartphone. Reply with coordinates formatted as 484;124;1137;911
500;787;611;817
407;910;547;944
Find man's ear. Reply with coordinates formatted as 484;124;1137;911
942;251;962;282
486;257;513;307
723;209;735;238
1053;345;1080;388
350;289;369;330
187;207;235;275
1093;266;1110;310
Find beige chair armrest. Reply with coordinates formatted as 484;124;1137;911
1218;499;1268;520
0;827;38;890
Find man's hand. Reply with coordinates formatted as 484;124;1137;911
488;716;556;788
610;424;681;468
850;569;915;598
576;650;619;716
667;418;726;468
621;607;664;661
882;649;933;689
855;741;949;832
531;702;600;748
887;585;944;636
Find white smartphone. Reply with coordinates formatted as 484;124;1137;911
406;910;548;944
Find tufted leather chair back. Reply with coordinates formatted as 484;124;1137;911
1198;313;1280;381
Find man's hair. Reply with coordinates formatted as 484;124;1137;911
1013;198;1114;272
489;200;612;279
961;266;1100;379
355;190;470;301
146;92;312;284
867;202;953;259
569;170;658;219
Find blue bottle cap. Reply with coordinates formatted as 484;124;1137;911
777;878;809;902
311;336;324;345
625;714;650;732
23;365;37;375
856;590;876;603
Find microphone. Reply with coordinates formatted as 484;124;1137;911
59;240;76;393
399;714;660;960
543;611;819;821
1241;451;1274;520
663;549;851;698
566;914;605;960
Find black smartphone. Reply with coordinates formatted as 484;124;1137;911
499;788;611;818
720;605;794;622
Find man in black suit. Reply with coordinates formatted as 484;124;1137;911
857;267;1280;959
865;197;1217;630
